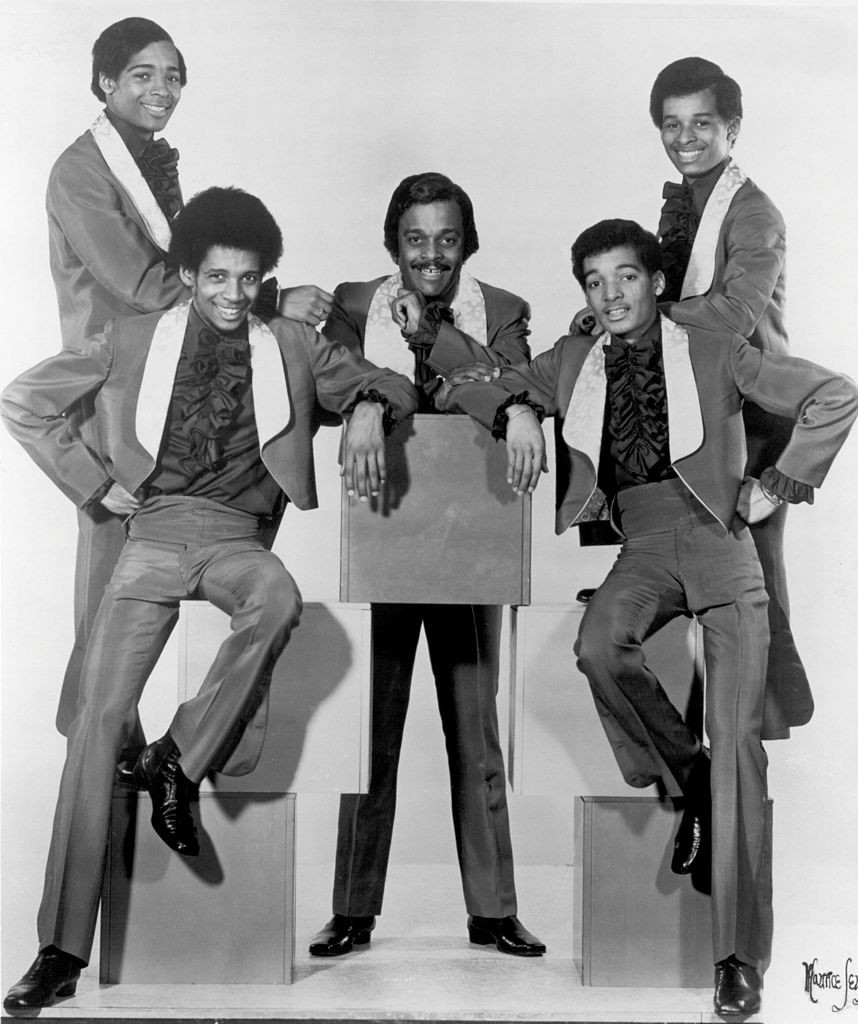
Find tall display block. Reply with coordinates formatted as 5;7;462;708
101;601;371;984
340;414;531;604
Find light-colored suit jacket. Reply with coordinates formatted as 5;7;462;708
47;128;189;348
446;316;857;536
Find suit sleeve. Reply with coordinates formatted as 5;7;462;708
443;339;566;429
667;194;786;340
427;294;532;374
301;327;418;423
1;331;117;506
729;338;858;486
48;156;188;314
318;283;365;356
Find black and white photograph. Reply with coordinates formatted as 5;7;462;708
1;2;856;1022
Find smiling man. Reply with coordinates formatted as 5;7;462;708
651;56;811;745
438;218;857;1018
308;172;545;960
1;186;417;1012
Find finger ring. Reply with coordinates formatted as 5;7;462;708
316;307;324;318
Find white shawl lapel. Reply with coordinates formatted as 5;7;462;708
681;160;747;299
248;314;291;449
363;269;488;378
661;315;704;462
561;335;607;476
89;111;173;253
135;304;292;461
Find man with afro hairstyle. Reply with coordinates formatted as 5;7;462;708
1;186;417;1012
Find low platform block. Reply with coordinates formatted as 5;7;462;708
101;790;296;984
574;795;713;988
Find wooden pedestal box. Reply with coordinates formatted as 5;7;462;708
574;796;713;988
101;791;295;984
340;414;531;604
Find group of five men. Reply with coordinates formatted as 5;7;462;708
2;16;856;1022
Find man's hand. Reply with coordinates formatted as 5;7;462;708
569;307;598;335
433;363;501;411
341;401;387;500
505;406;547;495
278;285;334;327
389;289;426;336
100;481;141;516
736;477;782;524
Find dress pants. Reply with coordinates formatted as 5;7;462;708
333;603;517;918
37;496;302;963
575;479;773;972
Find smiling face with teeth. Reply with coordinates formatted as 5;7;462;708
660;89;740;179
396;201;466;303
180;246;262;336
99;40;182;136
582;245;665;344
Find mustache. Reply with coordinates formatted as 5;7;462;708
410;260;453;271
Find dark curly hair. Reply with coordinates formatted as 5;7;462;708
168;187;283;275
383;172;479;261
571;220;663;288
91;18;187;102
649;57;742;127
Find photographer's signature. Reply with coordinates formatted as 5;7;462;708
803;958;858;1012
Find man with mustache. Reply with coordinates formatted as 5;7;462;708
308;172;545;959
1;186;416;1012
49;17;335;759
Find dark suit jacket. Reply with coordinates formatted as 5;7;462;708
47;128;189;348
446;317;857;536
323;275;532;368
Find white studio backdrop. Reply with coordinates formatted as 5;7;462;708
1;1;856;1015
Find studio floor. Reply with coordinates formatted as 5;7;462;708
0;865;763;1023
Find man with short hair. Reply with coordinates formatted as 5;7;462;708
440;219;856;1016
50;17;335;745
1;186;417;1013
308;172;544;959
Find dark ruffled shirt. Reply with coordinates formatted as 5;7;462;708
144;306;282;515
597;318;676;496
657;157;730;302
403;302;456;412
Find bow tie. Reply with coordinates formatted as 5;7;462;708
662;180;693;203
603;335;659;371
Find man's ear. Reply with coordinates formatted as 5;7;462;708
653;270;666;297
727;116;742;146
179;266;195;289
99;72;115;97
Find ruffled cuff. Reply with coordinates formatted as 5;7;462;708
490;391;545;440
761;466;814;505
346;389;399;436
252;277;280;321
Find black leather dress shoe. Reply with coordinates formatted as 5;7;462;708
133;734;199;856
671;752;711;876
3;946;85;1013
714;955;762;1017
308;915;375;956
467;915;546;956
